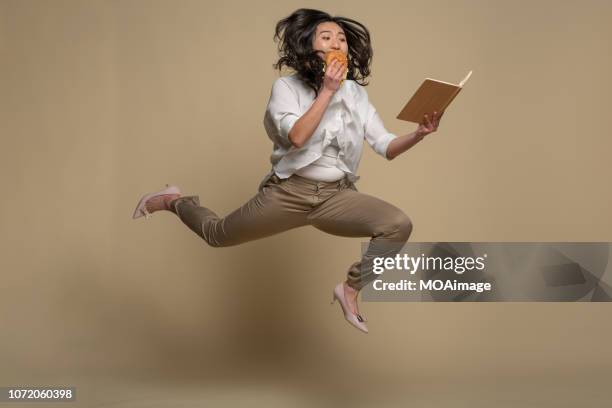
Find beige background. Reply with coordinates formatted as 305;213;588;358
1;0;612;406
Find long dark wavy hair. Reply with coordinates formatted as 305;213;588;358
272;8;373;97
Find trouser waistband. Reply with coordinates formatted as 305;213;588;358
272;172;350;189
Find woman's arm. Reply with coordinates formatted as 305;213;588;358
385;131;425;160
288;88;334;148
288;59;347;148
386;112;443;160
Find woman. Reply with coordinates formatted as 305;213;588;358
132;8;442;333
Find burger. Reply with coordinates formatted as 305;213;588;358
324;50;348;85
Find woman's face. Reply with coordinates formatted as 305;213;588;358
312;21;348;60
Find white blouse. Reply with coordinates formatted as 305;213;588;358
259;73;397;192
294;135;346;182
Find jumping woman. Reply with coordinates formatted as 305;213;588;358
132;8;442;333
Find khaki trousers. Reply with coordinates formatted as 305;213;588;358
171;173;413;290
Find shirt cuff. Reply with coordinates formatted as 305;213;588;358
376;132;398;159
279;113;299;144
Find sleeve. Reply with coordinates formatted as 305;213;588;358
264;78;301;147
363;97;398;160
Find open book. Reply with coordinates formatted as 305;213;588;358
396;70;472;124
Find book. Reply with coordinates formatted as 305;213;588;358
396;70;472;124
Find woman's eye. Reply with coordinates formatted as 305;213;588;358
323;37;346;42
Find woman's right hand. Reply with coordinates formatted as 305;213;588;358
322;59;347;93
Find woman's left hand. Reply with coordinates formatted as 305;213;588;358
415;111;443;140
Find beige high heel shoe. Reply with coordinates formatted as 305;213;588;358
331;282;368;333
132;184;181;219
332;281;367;322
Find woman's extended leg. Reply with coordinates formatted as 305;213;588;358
168;181;310;247
307;187;413;290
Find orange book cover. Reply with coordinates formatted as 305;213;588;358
397;70;472;124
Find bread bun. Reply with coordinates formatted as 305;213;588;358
325;50;348;67
324;50;348;84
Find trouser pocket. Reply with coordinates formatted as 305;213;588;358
263;173;292;194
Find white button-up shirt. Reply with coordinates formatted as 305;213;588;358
258;73;397;192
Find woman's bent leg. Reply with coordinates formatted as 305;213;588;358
171;183;309;247
307;188;413;290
